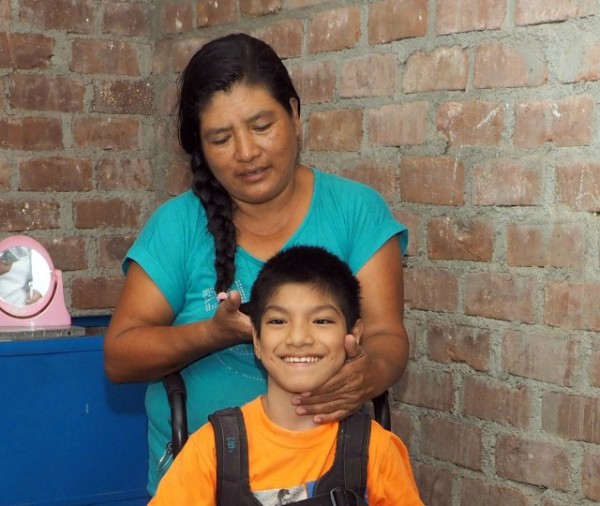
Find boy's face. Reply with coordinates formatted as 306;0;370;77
253;282;362;395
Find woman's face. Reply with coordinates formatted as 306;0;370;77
199;83;301;206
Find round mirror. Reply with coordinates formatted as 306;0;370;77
0;235;70;327
0;246;51;308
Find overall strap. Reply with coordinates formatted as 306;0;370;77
210;407;262;506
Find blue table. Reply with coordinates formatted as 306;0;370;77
0;334;149;505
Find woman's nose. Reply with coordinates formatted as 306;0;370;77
233;130;260;162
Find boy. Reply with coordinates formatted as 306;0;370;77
150;246;423;505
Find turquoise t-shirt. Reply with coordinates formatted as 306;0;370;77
125;168;408;494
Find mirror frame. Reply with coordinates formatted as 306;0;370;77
0;235;71;327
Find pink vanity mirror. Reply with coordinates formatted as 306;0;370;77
0;235;71;328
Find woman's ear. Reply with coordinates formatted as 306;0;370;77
350;319;363;345
289;97;301;136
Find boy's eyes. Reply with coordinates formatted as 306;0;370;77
263;317;336;325
313;318;335;325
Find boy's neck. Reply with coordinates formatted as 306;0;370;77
261;389;320;431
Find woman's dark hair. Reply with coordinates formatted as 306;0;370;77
248;246;362;335
177;33;301;294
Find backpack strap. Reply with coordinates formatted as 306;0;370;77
312;412;371;498
209;407;261;506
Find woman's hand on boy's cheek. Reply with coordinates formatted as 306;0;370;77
292;335;372;423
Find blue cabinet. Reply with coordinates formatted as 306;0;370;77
0;335;149;505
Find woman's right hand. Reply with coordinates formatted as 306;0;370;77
104;262;252;383
0;261;11;275
209;290;253;346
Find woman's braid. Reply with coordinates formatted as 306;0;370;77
191;152;237;294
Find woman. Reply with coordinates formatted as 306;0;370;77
104;33;409;496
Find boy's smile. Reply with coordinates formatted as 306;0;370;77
253;282;362;397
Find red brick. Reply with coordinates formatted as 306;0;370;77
403;46;468;93
437;100;503;146
460;477;528;506
339;160;400;203
544;281;600;331
405;268;458;312
19;157;92;192
102;1;152;37
395;369;454;411
0;158;9;191
308;7;360;53
98;235;136;269
341;54;396;98
73;117;140;150
308;109;363;151
97;158;154;191
19;0;95;34
421;417;481;469
507;222;584;268
73;198;141;229
0;199;60;231
516;0;597;26
592;342;600;388
0;117;63;151
288;0;322;7
574;38;600;82
496;434;570;490
583;452;600;501
472;158;543;206
556;162;600;212
412;462;453;506
157;81;179;116
71;275;124;310
0;0;10;29
514;95;594;147
465;272;535;323
502;330;578;386
161;2;194;34
253;19;304;59
45;236;88;272
400;156;465;205
153;37;208;74
543;391;600;444
390;407;413;444
93;80;154;115
393;210;418;257
0;32;53;70
427;217;493;262
197;0;238;27
71;39;140;76
166;159;193;196
436;0;507;35
240;0;281;16
8;75;84;112
427;321;491;371
368;0;428;44
463;377;530;427
474;41;547;88
288;61;336;104
369;102;428;146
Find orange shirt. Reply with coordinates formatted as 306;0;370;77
150;397;423;505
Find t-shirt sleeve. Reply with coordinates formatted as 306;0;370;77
338;180;408;273
123;196;193;315
366;423;424;505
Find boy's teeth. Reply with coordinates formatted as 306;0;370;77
284;356;320;363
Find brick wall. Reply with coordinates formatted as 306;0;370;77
2;0;600;503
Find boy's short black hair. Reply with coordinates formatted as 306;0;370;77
248;246;361;333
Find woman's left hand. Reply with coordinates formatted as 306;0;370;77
292;334;375;423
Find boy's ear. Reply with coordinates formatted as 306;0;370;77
350;319;363;344
252;328;261;359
